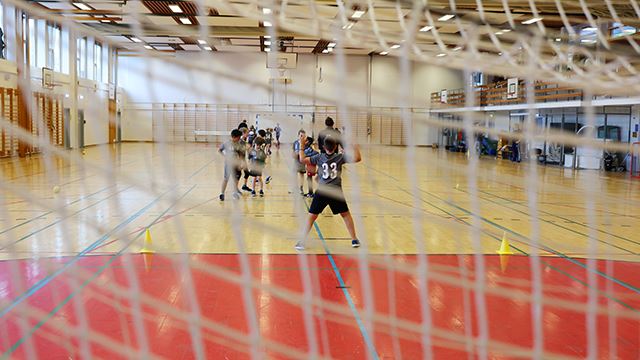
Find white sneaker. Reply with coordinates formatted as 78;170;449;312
294;242;305;251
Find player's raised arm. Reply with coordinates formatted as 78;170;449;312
298;135;313;165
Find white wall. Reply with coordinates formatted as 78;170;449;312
118;52;464;144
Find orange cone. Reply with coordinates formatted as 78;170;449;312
499;254;510;273
142;252;154;272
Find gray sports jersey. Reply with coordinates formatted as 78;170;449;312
309;152;348;189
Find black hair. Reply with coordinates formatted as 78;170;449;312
306;136;314;145
258;129;266;137
323;135;337;153
298;129;306;135
325;117;334;127
231;129;242;138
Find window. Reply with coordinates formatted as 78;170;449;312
28;18;35;65
94;42;102;82
47;23;61;72
77;36;86;78
612;22;636;38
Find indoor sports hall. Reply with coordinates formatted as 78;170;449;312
0;0;639;359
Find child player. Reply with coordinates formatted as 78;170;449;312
295;134;362;249
292;130;317;197
248;137;267;197
219;129;244;201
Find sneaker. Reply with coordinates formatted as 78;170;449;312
294;242;305;251
259;190;264;197
232;192;241;200
219;194;225;201
265;176;272;184
251;190;256;197
351;239;361;248
306;192;314;198
242;185;252;192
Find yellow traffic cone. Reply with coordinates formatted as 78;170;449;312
496;232;514;255
140;229;155;254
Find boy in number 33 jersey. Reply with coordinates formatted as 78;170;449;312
295;134;362;250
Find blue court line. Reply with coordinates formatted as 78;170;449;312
0;185;115;236
0;187;178;319
305;203;380;360
2;184;197;358
0;186;132;251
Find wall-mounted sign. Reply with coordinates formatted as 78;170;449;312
440;89;447;103
507;78;518;99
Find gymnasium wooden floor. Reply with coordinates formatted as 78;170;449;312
0;142;639;359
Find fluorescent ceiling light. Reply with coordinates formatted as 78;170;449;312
453;46;462;51
438;14;455;21
264;40;271;45
131;37;142;43
197;39;206;44
352;10;366;19
144;45;153;50
498;52;503;55
522;17;543;25
555;38;561;42
583;27;597;32
495;31;504;35
100;19;111;23
264;21;273;27
379;51;388;55
264;35;271;39
580;39;596;44
203;46;213;51
328;42;336;47
342;22;355;30
263;8;272;14
322;49;329;53
327;47;334;52
501;29;511;33
436;53;446;57
168;4;182;13
390;44;400;49
419;25;433;32
179;17;191;24
265;48;271;52
73;2;91;10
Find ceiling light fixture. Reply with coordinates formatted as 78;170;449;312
390;44;400;49
522;17;543;25
179;17;191;25
495;31;504;35
203;46;213;51
131;37;142;43
264;35;271;39
352;10;366;19
264;40;271;45
342;22;355;30
197;39;206;44
144;45;153;50
555;38;561;42
328;47;334;52
100;19;111;23
419;25;434;32
379;51;388;55
453;46;462;51
73;2;91;10
168;4;183;13
264;21;273;27
501;29;511;33
263;8;272;14
265;48;271;52
322;49;329;53
328;42;336;47
438;14;455;21
436;53;446;57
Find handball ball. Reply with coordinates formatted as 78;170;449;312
306;164;317;176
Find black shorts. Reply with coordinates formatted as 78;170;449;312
309;190;349;215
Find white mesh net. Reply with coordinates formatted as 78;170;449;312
1;0;640;359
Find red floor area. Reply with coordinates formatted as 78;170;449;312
0;254;639;359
